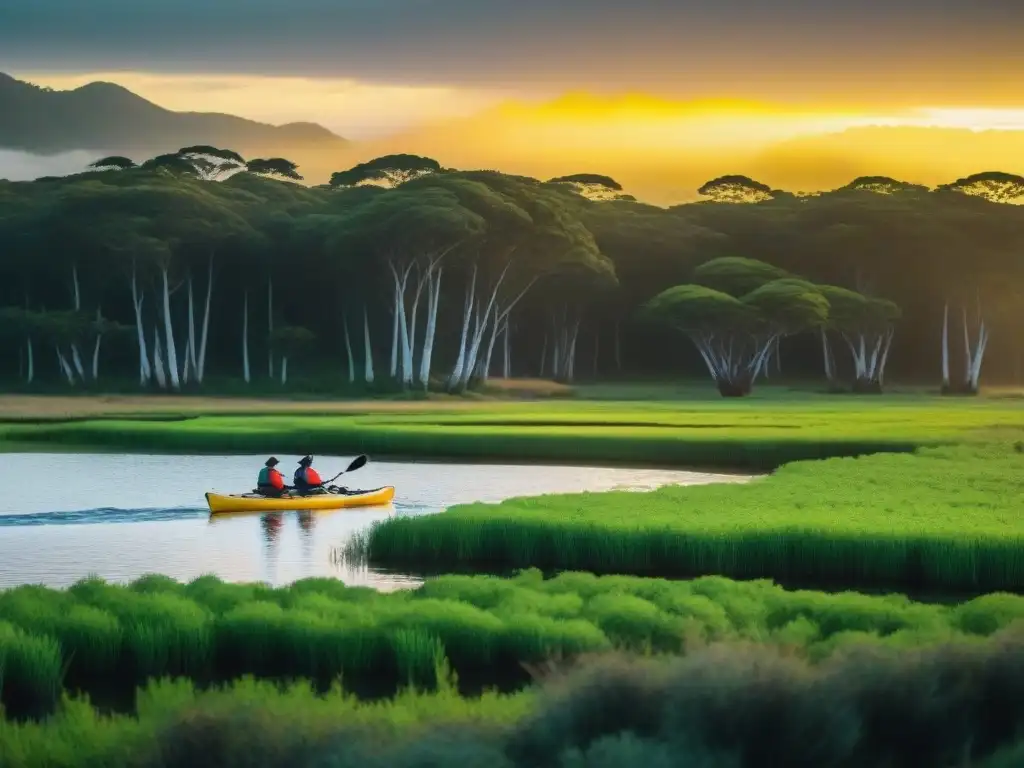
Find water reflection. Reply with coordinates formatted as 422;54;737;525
0;453;751;589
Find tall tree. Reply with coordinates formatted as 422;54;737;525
329;155;442;189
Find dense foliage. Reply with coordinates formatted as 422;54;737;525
6;569;1024;720
361;443;1024;591
2;159;1023;394
7;632;1024;767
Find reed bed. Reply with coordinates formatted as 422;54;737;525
363;443;1024;592
5;569;1024;718
8;633;1024;767
5;396;1021;468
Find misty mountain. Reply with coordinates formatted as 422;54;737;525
0;73;348;160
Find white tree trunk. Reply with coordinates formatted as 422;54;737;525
363;306;375;384
56;347;75;385
280;356;288;385
962;307;972;386
68;263;85;382
197;258;213;383
941;303;950;388
131;266;151;385
343;315;355;384
161;266;181;390
25;337;34;384
182;335;192;385
478;306;501;381
152;328;167;389
503;321;511;378
242;290;251;384
419;267;442;389
91;310;102;381
458;269;512;389
70;345;86;381
389;297;400;379
186;271;197;381
448;265;477;389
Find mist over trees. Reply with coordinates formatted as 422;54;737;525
1;148;1022;396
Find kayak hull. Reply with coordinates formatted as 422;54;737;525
206;486;395;514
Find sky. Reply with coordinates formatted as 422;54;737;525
3;0;1024;200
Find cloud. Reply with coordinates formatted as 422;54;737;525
0;150;95;181
2;0;1022;103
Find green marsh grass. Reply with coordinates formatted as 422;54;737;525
5;395;1023;468
6;570;1024;717
9;635;1024;767
363;443;1024;592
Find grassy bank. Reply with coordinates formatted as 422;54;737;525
5;570;1024;718
361;443;1024;593
3;391;1022;469
7;634;1024;768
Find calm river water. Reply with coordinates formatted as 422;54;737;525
0;453;747;590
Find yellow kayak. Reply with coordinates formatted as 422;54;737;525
206;486;395;514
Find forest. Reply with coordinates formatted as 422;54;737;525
1;150;1022;396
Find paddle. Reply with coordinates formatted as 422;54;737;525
320;454;368;487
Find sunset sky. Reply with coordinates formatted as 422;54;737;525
3;0;1024;201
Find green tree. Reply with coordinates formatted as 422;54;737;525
697;175;776;204
938;172;1024;204
640;259;829;396
329;155;442;189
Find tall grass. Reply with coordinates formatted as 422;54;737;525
6;396;1023;468
5;570;1024;716
363;443;1024;592
8;634;1024;767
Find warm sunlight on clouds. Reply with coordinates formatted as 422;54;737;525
11;72;1024;205
17;72;506;139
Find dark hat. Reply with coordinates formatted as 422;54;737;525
299;455;313;465
265;457;280;467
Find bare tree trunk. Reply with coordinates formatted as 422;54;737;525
343;315;355;384
941;303;950;390
197;258;213;383
280;357;288;386
186;271;197;381
419;267;443;390
363;306;375;384
161;266;181;390
448;265;477;389
91;309;102;381
25;337;34;384
242;290;250;384
56;347;75;385
131;265;151;385
152;327;167;389
539;333;548;378
69;263;85;382
502;320;511;379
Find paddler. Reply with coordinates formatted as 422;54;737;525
256;457;289;497
293;455;324;496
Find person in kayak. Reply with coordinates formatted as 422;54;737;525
257;457;290;497
293;455;324;495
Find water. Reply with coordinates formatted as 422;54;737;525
0;453;749;590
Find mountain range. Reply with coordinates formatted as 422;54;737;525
0;72;349;170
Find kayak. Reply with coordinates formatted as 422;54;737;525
205;486;395;514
